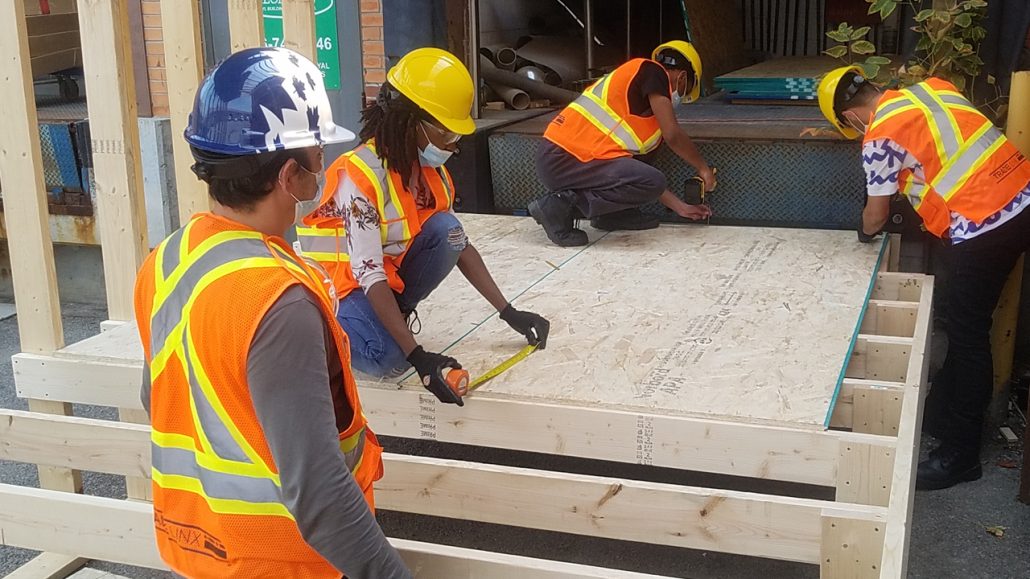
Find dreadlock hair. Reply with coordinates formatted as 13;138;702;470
359;81;428;187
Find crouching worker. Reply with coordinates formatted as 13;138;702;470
135;48;409;578
531;40;716;246
297;48;550;406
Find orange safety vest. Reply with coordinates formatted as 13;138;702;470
295;141;455;299
134;213;383;578
865;77;1030;237
545;58;670;162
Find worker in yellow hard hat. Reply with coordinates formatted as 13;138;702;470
819;65;1030;491
296;48;549;405
531;40;716;247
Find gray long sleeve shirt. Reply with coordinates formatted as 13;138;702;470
142;285;410;578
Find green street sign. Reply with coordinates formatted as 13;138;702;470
262;0;341;90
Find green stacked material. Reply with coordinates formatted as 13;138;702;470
714;56;842;102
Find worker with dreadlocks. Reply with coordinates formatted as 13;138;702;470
818;66;1030;491
297;48;549;406
530;41;716;247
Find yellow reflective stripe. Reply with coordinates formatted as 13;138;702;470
565;101;633;151
152;470;293;519
901;176;929;211
152;435;281;487
152;229;264;315
640;129;663;153
149;256;296;376
581;91;644;150
871;97;919;131
925;86;963;153
935;121;1007;201
347;151;390;245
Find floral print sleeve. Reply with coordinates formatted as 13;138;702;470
333;173;388;292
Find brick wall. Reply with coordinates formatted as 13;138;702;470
360;0;385;100
140;0;168;116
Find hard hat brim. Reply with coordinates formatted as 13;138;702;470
818;65;864;140
320;122;357;145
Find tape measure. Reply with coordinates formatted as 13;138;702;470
445;343;538;398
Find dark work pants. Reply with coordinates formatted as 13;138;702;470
927;205;1030;455
534;140;667;219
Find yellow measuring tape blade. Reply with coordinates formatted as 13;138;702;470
468;343;538;392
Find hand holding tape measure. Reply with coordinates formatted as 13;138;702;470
408;303;550;405
681;166;717;224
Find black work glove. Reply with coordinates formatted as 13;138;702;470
406;346;464;406
499;304;550;349
857;223;882;243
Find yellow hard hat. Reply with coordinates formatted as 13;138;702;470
387;47;476;135
652;40;703;103
818;65;865;140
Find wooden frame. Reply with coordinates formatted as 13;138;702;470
0;4;933;578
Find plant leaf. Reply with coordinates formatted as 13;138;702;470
851;26;872;40
824;46;849;59
852;40;877;55
827;29;852;43
861;63;881;79
866;55;892;65
880;3;897;19
933;10;951;24
955;13;972;28
915;8;934;22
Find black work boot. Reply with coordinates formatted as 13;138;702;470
590;208;660;231
528;192;588;247
916;444;982;491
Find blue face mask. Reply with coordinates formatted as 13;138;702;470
418;124;454;167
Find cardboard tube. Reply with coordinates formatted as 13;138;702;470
487;82;530;110
479;56;579;104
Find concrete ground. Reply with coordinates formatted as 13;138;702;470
2;307;1029;578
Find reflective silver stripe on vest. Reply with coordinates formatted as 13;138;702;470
180;328;252;463
934;122;1004;197
297;233;341;254
908;83;960;155
573;79;641;151
161;226;186;281
342;427;366;473
151;237;274;356
874;97;913;120
151;443;283;504
939;94;972;108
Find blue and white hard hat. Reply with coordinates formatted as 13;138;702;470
185;47;354;155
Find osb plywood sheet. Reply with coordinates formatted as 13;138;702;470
382;215;884;429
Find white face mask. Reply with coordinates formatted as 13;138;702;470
845;111;869;135
289;163;325;225
418;124;454;167
670;90;683;108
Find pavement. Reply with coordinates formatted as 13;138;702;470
2;306;1029;578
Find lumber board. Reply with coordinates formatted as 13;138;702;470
852;384;903;436
879;275;933;578
28;31;81;56
835;441;894;507
859;300;918;338
25;13;80;37
0;484;162;569
159;0;209;223
391;219;885;429
376;454;886;565
821;511;885;578
0;0;82;495
77;0;149;320
228;0;264;52
0;390;894;491
3;552;88;579
392;538;673;578
29;47;82;78
845;336;912;383
870;273;924;302
0;484;675;577
282;0;316;61
118;407;153;501
829;378;904;430
0;417;890;567
0;409;150;479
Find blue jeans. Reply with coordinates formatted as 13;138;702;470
337;212;468;377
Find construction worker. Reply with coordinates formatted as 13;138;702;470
297;48;549;405
134;48;409;577
530;40;716;247
818;66;1030;490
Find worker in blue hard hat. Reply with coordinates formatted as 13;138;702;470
531;40;716;247
135;47;409;578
